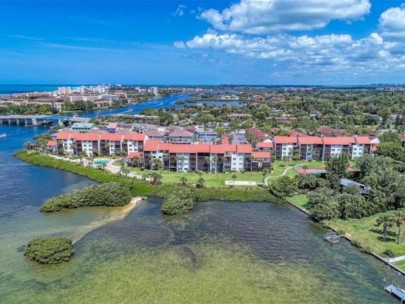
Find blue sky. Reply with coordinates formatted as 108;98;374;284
1;0;405;85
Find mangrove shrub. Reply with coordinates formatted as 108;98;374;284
24;237;74;264
161;187;198;215
40;182;132;212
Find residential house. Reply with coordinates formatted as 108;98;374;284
71;122;95;133
168;129;194;144
144;129;165;141
194;127;219;143
46;140;57;153
257;141;274;152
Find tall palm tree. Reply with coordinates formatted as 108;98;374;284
393;212;404;244
232;174;237;186
376;214;393;242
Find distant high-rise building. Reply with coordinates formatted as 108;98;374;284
57;87;71;95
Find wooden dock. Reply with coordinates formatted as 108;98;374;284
385;285;405;302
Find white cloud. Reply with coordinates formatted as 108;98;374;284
200;0;371;34
174;5;186;17
379;4;405;40
177;31;405;72
174;2;405;80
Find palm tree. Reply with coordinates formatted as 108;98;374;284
153;158;163;171
232;174;237;186
150;172;162;185
24;141;34;150
376;214;393;242
393;212;404;244
197;177;205;188
180;176;187;186
78;151;87;166
211;156;218;173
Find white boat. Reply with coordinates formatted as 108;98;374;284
0;134;6;138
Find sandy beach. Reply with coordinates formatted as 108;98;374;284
72;197;143;244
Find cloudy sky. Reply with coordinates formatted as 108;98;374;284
1;0;405;85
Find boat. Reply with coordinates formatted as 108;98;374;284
385;284;405;301
0;133;6;138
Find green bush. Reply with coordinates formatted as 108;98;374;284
40;183;132;212
161;187;198;215
383;249;395;258
24;238;74;264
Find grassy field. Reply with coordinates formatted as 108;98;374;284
131;160;325;188
326;211;405;257
288;193;405;263
287;194;309;210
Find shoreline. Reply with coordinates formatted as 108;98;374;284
72;196;143;244
286;197;405;277
14;150;283;203
13;149;405;277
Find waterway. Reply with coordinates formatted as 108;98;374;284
0;92;404;303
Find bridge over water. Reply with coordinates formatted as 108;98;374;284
0;115;68;126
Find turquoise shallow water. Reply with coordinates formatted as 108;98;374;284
0;93;404;303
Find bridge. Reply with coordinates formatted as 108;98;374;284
0;115;64;126
0;115;91;127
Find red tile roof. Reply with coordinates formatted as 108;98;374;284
322;136;355;145
47;140;57;147
298;136;324;145
274;136;298;144
123;133;147;141
72;132;102;141
56;131;73;140
168;129;193;137
354;136;371;145
209;144;237;154
289;130;307;137
236;144;253;153
100;133;124;141
257;141;274;148
126;152;142;159
143;140;170;152
169;143;211;154
252;151;271;159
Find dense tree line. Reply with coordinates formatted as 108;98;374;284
40;182;132;212
304;155;405;221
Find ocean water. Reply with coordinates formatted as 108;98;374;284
0;85;64;94
0;94;402;303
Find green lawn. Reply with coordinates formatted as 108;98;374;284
130;161;325;188
288;194;309;210
394;259;405;270
288;193;405;264
326;210;405;257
